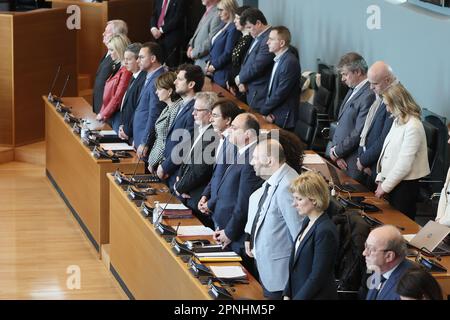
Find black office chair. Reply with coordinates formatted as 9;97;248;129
293;102;318;150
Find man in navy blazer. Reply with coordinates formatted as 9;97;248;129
236;8;274;111
329;52;376;181
261;26;301;130
133;42;167;158
93;20;127;114
213;113;264;269
363;225;414;300
357;61;395;189
117;43;147;142
150;0;186;67
157;64;204;189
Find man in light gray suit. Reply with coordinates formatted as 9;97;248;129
329;52;376;181
244;138;303;299
187;0;222;71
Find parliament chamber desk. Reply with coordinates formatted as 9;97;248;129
108;174;265;300
304;151;450;298
44;96;144;252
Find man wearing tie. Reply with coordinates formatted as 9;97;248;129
261;26;301;130
133;42;167;159
364;225;414;300
357;61;396;190
150;0;186;68
329;52;375;181
213;113;263;273
244;139;303;299
236;8;274;111
117;43;147;143
187;0;222;70
93;20;128;114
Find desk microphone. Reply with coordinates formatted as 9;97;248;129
130;154;144;182
56;75;71;112
48;65;61;103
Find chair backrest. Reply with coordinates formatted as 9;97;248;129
422;120;439;173
294;102;317;149
317;62;337;119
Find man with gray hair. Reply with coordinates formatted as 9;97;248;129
174;92;220;225
357;61;396;189
329;52;375;181
93;20;128;114
117;43;147;142
363;225;414;300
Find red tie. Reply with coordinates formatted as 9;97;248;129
157;0;169;29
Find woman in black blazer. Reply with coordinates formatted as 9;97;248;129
283;171;339;300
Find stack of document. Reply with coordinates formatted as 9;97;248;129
209;266;247;281
100;143;134;151
303;153;325;165
176;226;215;237
195;251;242;262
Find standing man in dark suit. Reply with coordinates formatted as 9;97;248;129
157;64;204;189
329;52;375;181
93;20;128;114
213;113;264;272
364;225;414;300
174;92;220;226
133;42;167;158
235;8;274;111
150;0;186;68
261;26;301;130
117;43;147;143
357;61;396;190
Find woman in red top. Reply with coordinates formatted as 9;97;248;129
96;34;132;130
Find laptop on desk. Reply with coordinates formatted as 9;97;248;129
326;162;369;193
408;220;450;256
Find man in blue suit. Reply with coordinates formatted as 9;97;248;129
363;225;414;300
213;113;264;272
157;64;204;189
329;52;376;181
236;8;274;111
132;42;167;158
261;26;301;130
245;139;303;299
357;61;395;190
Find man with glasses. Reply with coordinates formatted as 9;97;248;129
173;92;220;227
363;225;414;300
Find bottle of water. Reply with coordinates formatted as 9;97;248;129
152;201;161;224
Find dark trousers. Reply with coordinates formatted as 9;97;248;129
387;179;420;221
262;284;283;300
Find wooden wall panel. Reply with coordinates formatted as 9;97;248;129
0;15;13;146
13;9;77;146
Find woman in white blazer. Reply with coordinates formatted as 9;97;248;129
436;124;450;226
375;83;430;220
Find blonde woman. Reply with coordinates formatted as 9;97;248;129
283;171;338;300
96;34;132;129
375;83;430;220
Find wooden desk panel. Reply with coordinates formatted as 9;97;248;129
45;96;143;251
108;175;264;300
0;15;13;146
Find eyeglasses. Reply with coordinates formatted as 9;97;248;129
211;113;222;118
193;108;210;113
364;243;391;255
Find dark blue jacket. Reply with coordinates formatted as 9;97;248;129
209;23;240;88
366;259;415;300
262;50;301;129
132;67;166;147
161;99;196;186
238;27;274;111
283;214;339;300
358;101;393;178
212;144;263;253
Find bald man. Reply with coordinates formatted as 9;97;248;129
363;225;414;300
356;61;396;190
244;139;303;299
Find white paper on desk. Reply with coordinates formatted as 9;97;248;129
195;252;240;257
99;130;117;135
99;143;134;151
158;203;189;210
177;225;215;237
403;234;416;242
210;266;247;279
303;153;325;164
